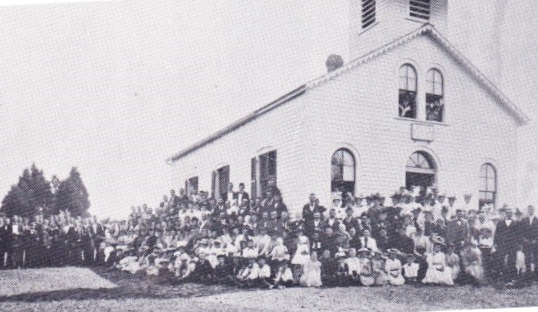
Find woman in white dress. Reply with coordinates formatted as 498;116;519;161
422;241;454;286
445;244;461;282
300;251;322;287
291;235;310;266
385;249;405;286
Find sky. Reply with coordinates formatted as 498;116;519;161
0;0;536;219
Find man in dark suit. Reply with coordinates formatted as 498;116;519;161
302;193;326;222
494;208;521;284
445;209;469;252
325;209;341;232
236;183;249;205
305;212;327;239
521;205;538;280
272;192;288;218
342;207;360;233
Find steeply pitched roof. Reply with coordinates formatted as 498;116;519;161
167;24;529;163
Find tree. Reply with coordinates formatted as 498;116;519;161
0;164;53;218
54;167;90;217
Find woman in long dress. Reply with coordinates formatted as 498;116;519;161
461;242;484;285
291;234;310;282
385;249;405;286
372;251;388;286
357;248;375;286
300;251;322;287
422;242;454;286
445;244;461;282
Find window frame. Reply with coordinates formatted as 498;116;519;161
399;64;418;119
479;163;497;209
361;0;377;29
331;148;356;195
426;68;444;122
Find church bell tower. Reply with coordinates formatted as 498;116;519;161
349;0;449;59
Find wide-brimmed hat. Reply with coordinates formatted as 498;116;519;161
387;248;400;254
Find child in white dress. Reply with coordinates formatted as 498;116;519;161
422;242;454;286
300;251;322;287
385;249;405;286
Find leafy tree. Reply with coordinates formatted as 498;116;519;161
54;167;91;217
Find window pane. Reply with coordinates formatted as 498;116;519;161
332;165;343;181
342;151;354;166
487;178;496;191
343;166;355;181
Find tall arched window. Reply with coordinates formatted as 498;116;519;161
331;148;356;195
479;163;497;209
405;151;436;190
426;69;444;122
399;64;418;118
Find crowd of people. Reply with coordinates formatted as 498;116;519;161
1;182;537;290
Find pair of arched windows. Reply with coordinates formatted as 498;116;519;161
399;64;444;122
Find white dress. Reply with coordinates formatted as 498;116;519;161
291;236;310;265
422;252;454;285
385;258;405;286
300;260;322;287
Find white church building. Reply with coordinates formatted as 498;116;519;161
167;0;529;213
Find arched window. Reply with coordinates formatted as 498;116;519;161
362;0;376;29
331;149;356;195
399;64;418;118
426;69;444;122
479;163;497;209
405;151;436;189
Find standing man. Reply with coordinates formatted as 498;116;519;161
445;209;469;253
302;193;326;222
223;183;236;203
236;183;250;206
521;205;538;282
494;208;521;285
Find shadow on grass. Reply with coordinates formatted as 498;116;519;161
0;267;240;302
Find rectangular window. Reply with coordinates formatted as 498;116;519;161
259;151;277;198
410;0;431;21
251;157;257;200
186;176;199;197
215;165;230;200
362;0;376;29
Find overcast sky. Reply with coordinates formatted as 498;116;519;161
0;0;536;219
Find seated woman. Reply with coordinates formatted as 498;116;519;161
357;248;375;286
271;261;295;289
402;254;420;284
422;239;454;286
343;248;361;285
385;249;405;286
300;251;322;287
460;242;484;286
371;251;388;286
445;244;461;283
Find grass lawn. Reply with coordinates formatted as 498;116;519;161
1;268;538;311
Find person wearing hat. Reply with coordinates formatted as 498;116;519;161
385;249;404;286
371;250;388;286
520;205;538;283
402;254;419;284
493;207;520;285
446;209;469;253
357;248;375;286
343;248;361;285
422;238;454;286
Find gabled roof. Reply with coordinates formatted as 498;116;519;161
167;24;529;163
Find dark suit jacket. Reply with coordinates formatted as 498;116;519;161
305;219;328;238
302;204;326;221
325;218;341;231
235;191;250;203
342;216;360;232
446;219;469;245
520;216;538;242
494;219;521;252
